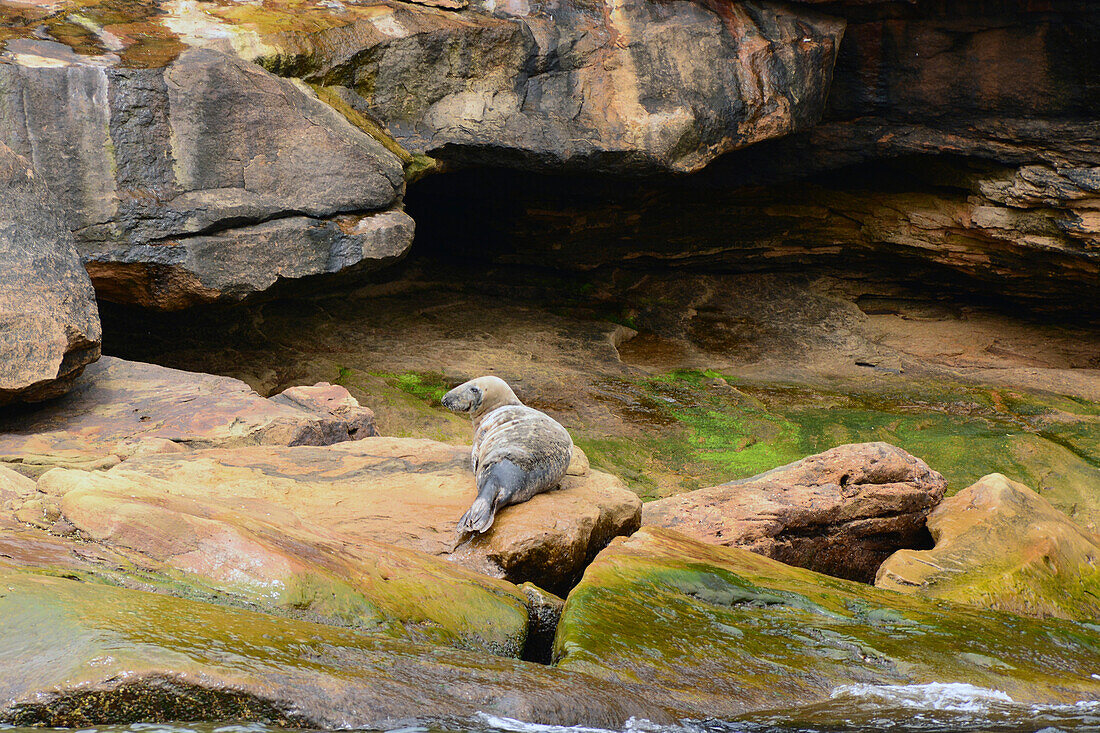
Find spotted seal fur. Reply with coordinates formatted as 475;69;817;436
442;376;573;534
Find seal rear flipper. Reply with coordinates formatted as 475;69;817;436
457;496;496;534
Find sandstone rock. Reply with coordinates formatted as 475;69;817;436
876;473;1100;621
642;443;946;582
0;466;35;509
1;0;845;175
0;569;667;728
270;381;378;439
0;44;412;309
320;0;847;173
36;438;641;594
0;142;101;405
0;357;370;477
554;526;1100;718
29;468;531;656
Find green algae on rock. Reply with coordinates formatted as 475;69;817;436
574;370;1100;529
30;468;531;656
554;527;1100;718
0;569;666;728
877;473;1100;621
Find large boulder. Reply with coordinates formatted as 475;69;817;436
1;0;845;175
0;43;413;309
876;473;1100;621
34;437;641;594
0;357;373;477
289;0;847;173
0;569;666;728
554;526;1100;718
0;143;101;405
642;443;946;582
18;469;532;656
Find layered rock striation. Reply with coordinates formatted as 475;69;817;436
0;44;413;309
0;357;375;477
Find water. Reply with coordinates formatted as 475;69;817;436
4;685;1100;733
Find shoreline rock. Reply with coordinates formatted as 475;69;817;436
554;526;1100;718
876;473;1100;621
642;443;946;582
0;569;668;728
0;45;412;309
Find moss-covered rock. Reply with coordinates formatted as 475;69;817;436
877;473;1100;621
577;371;1100;528
554;527;1100;718
0;569;666;728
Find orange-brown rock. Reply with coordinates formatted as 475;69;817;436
26;466;532;655
0;357;371;477
642;442;946;582
37;438;641;595
876;473;1100;621
270;381;378;440
0;466;33;508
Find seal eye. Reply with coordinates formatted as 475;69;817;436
471;386;481;396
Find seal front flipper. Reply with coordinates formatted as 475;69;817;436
457;459;527;534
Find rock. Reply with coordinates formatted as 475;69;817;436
554;526;1100;718
520;582;565;665
0;44;412;309
0;466;35;509
99;274;1100;521
0;569;667;728
876;473;1100;621
27;468;531;656
0;357;371;478
309;0;847;173
0;142;101;405
270;382;378;439
36;437;641;594
642;443;946;582
1;0;845;175
414;157;1099;319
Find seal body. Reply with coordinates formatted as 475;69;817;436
442;376;573;534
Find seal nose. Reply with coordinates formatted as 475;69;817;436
441;390;458;411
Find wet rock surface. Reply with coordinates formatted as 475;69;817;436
0;45;411;309
554;526;1100;718
0;357;371;477
877;473;1100;621
0;143;101;406
34;437;641;595
643;442;946;582
22;465;532;656
0;569;666;728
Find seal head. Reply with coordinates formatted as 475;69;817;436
441;376;522;428
443;376;573;535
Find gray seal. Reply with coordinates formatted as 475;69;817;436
442;376;573;534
